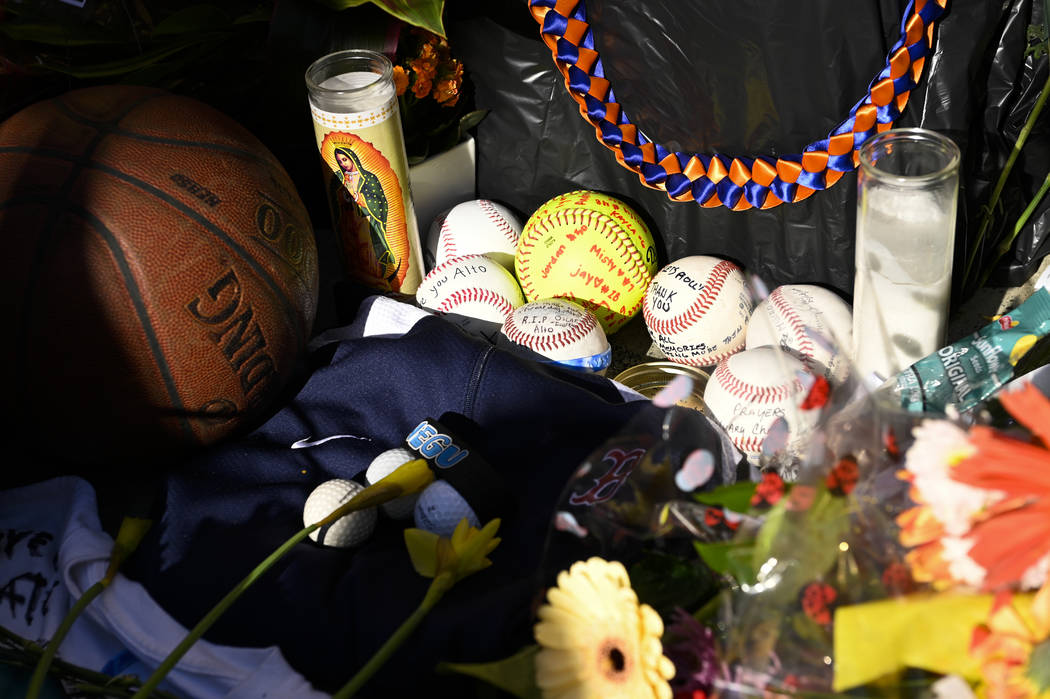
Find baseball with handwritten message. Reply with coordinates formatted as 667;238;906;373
416;253;525;340
642;255;754;366
745;284;854;385
514;190;658;334
500;298;612;374
702;346;818;461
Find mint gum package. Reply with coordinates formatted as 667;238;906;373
893;285;1050;415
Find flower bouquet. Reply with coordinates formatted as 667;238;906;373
435;281;1050;698
390;27;486;164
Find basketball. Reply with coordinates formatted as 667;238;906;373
0;85;319;467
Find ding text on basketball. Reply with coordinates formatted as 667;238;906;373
185;268;276;406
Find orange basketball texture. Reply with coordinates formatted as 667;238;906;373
0;85;319;466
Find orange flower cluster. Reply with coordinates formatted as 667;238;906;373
969;584;1050;699
392;29;464;108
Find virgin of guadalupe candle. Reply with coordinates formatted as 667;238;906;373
306;50;424;294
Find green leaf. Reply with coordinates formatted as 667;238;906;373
751;488;849;603
314;0;446;37
458;109;488;134
152;5;231;37
35;35;224;78
233;6;274;25
789;607;831;645
437;644;541;699
694;539;757;584
1026;23;1049;59
692;481;758;513
629;550;720;619
1028;638;1050;693
0;23;127;46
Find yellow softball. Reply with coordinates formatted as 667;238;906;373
514;190;659;334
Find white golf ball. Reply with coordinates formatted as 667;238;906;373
413;480;480;538
303;479;377;548
364;447;421;520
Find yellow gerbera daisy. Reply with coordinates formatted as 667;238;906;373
534;557;675;699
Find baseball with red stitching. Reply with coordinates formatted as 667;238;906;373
416;253;525;339
514;190;658;335
642;255;754;367
425;199;523;273
701;346;819;461
745;284;854;385
500;298;612;374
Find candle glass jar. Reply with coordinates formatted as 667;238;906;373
305;50;424;294
852;128;961;384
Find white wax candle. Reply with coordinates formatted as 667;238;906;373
852;185;955;382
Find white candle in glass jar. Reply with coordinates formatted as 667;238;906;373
851;128;960;385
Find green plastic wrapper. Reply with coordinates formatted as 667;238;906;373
893;286;1050;414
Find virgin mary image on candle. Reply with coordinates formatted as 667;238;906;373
322;133;411;290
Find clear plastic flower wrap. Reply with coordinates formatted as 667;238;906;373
537;329;879;691
530;264;1050;698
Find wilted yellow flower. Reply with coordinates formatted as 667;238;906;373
404;517;500;583
534;557;675;699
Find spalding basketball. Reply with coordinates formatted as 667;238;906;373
0;85;319;466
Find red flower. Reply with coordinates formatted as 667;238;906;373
825;455;859;495
799;375;830;410
800;581;838;626
673;690;709;699
703;506;741;533
750;471;785;509
880;561;915;595
883;426;901;460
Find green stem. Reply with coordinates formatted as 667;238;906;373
333;573;454;698
25;581;105;699
130;525;318;698
0;626;179;699
130;483;403;699
976;169;1050;290
964;70;1050;287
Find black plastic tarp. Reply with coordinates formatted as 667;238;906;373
448;0;1050;303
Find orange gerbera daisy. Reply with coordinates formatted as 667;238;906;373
952;384;1050;590
897;383;1050;592
970;580;1050;699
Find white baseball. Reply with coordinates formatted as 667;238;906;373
745;284;854;385
702;346;819;461
426;199;522;272
642;255;754;366
500;298;612;374
416;253;525;339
